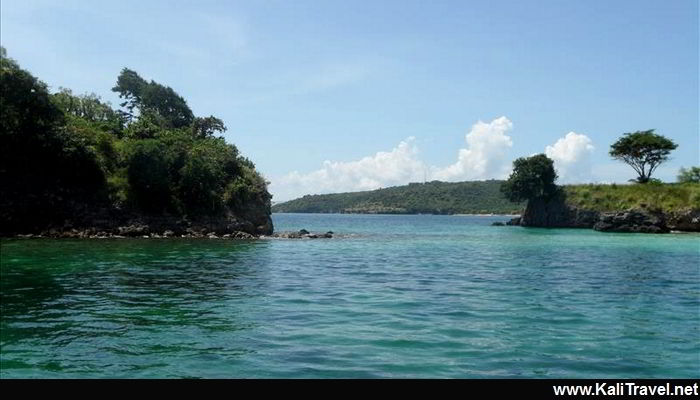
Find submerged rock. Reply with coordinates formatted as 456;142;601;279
491;222;505;226
268;229;334;239
506;217;521;226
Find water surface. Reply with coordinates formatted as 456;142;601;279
1;214;698;378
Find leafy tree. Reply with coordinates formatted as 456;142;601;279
0;48;272;233
0;48;106;231
124;139;174;212
112;68;194;128
52;88;124;135
609;130;677;183
501;154;558;202
224;164;271;213
122;111;168;139
677;166;700;183
192;116;227;138
111;68;147;122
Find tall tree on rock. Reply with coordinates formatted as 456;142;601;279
501;154;558;203
609;130;677;183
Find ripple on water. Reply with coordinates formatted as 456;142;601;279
1;214;699;377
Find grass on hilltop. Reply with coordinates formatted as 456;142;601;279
563;182;700;212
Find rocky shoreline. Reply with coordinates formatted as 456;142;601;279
10;228;336;240
505;197;699;233
1;201;276;239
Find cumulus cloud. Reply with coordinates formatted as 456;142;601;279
271;117;519;201
271;137;426;201
431;116;514;181
545;132;595;182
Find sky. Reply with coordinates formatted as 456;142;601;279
2;0;698;201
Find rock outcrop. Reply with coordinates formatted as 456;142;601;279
514;193;699;233
6;203;273;239
593;209;669;233
666;209;700;232
520;195;599;228
268;229;334;239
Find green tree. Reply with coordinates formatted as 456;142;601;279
52;88;124;136
0;47;106;231
0;49;273;234
124;139;174;212
501;154;558;202
111;68;147;122
677;166;700;183
609;130;677;183
191;116;227;138
112;68;194;128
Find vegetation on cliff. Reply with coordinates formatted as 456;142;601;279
0;48;272;235
272;180;524;214
501;152;699;232
563;182;700;213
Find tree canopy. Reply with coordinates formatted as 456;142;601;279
609;130;677;183
1;48;107;232
0;48;271;234
677;166;700;184
112;68;195;128
500;154;558;203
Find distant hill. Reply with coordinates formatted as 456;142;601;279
272;180;525;214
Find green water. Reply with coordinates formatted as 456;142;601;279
1;214;698;378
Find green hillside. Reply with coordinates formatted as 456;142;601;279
272;180;525;214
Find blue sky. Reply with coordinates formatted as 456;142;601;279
2;0;698;201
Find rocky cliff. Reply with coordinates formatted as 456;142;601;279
512;194;699;233
5;199;273;239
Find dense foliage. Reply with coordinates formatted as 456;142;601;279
272;180;524;214
677;167;700;184
0;48;270;233
500;154;558;202
609;130;677;183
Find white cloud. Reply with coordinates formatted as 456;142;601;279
271;137;426;201
271;116;519;201
431;116;514;181
545;132;595;182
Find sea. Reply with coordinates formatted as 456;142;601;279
1;213;698;378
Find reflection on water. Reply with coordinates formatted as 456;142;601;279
1;239;270;377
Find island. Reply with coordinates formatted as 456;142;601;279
0;48;272;238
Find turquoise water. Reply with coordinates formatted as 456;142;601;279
1;213;699;378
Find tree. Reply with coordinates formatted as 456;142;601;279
52;88;125;136
112;68;194;128
609;130;677;183
501;154;558;202
191;116;227;138
0;47;107;232
124;139;174;212
111;68;147;123
677;166;700;183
